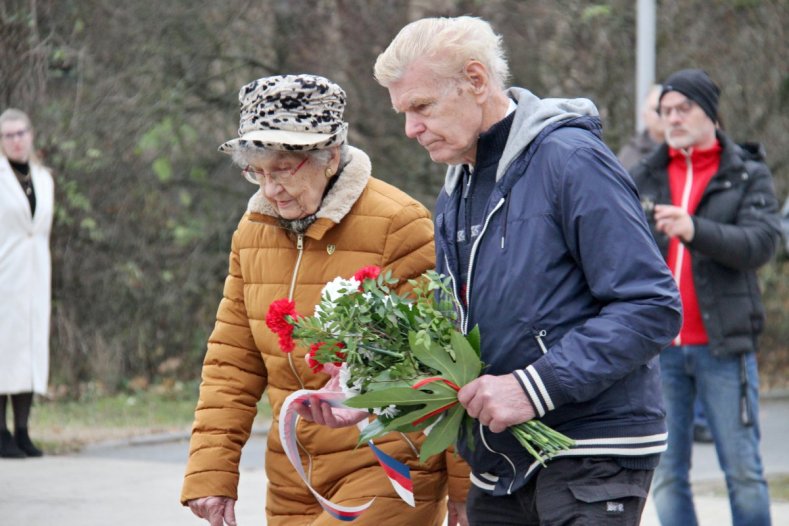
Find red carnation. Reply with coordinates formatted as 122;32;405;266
306;342;347;374
306;343;325;374
265;299;299;353
333;342;347;362
353;265;381;290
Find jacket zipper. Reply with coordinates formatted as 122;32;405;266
444;255;466;330
672;152;694;346
286;234;314;481
500;197;511;249
456;197;518;491
534;329;548;354
287;233;306;390
398;433;420;458
463;198;506;333
478;422;518;495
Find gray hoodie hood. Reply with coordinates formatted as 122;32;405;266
443;87;599;194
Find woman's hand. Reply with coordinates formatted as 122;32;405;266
294;363;368;428
447;498;469;526
294;394;369;427
187;496;236;526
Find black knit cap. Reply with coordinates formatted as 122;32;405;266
659;69;720;123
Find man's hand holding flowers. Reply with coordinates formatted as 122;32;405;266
458;374;537;433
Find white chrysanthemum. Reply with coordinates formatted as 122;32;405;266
360;290;395;307
373;405;400;418
338;363;361;397
315;276;360;320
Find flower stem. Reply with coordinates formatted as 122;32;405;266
509;421;575;467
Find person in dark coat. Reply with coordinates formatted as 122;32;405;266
630;68;780;526
618;84;665;171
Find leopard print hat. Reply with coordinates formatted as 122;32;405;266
219;74;349;153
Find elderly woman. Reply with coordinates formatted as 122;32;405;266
0;108;54;458
181;75;469;526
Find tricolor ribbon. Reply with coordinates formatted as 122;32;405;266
279;389;415;521
411;377;461;425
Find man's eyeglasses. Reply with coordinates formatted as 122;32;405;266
1;129;29;141
657;99;695;119
242;156;309;185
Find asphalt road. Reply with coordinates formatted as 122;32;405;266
2;397;789;525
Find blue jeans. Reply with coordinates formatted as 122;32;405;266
652;345;771;526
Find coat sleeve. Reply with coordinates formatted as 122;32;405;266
445;446;471;502
181;227;267;505
687;161;781;270
519;145;682;410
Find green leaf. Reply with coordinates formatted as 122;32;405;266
380;400;453;432
449;331;482;385
153;157;172;182
419;404;465;463
463;414;476;451
343;387;435;409
467;325;482;358
377;383;460;432
409;332;465;386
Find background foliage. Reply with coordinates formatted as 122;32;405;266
1;0;787;395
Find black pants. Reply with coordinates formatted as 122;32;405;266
0;392;34;430
467;457;653;526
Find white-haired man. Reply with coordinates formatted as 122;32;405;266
375;16;682;525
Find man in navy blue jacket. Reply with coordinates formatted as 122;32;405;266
376;16;682;525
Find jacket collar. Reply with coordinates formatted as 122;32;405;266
644;130;746;179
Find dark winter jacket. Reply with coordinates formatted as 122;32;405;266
630;131;781;356
435;88;682;496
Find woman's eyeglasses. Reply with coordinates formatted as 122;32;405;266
242;157;308;185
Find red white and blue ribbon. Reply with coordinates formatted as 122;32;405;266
279;389;414;521
366;441;414;506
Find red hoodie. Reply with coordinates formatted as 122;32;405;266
666;141;721;345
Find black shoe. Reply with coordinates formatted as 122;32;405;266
14;428;43;457
693;424;714;444
0;429;26;458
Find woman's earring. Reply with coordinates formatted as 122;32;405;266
325;167;335;179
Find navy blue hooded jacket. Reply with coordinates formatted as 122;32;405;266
435;88;682;495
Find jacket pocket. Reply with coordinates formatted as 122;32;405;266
566;482;649;524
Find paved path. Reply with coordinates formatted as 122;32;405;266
2;398;789;525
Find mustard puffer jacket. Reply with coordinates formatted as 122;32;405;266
181;147;469;525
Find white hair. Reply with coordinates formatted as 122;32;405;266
374;16;510;90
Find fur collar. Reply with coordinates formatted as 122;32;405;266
246;145;371;224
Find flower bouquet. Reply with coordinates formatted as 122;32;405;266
266;266;573;465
